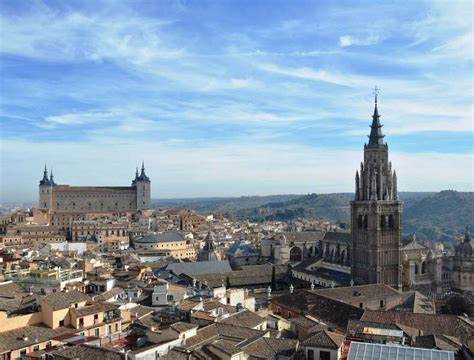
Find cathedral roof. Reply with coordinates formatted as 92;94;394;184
401;234;429;251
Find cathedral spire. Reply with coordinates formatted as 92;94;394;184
355;170;360;200
368;87;385;147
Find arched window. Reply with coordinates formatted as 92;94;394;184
421;262;426;274
388;215;394;229
380;216;386;229
363;215;368;229
414;263;419;275
358;215;363;229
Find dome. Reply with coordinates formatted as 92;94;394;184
455;227;472;258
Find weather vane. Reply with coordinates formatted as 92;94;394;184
373;86;380;103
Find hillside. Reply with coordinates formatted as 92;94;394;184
154;191;473;245
404;190;474;244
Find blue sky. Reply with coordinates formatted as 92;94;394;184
0;0;472;202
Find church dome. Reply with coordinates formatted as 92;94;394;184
455;227;472;258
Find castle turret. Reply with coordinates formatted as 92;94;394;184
135;162;151;210
39;165;53;209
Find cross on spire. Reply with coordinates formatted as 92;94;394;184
373;86;380;104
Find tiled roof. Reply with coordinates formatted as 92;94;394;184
42;290;91;310
219;310;265;329
93;287;124;302
166;260;232;276
0;282;39;314
242;337;299;358
171;321;199;333
414;335;462;352
183;323;266;350
135;231;185;244
0;324;75;352
193;264;287;288
311;284;402;308
322;231;351;244
52;344;125;359
70;302;117;317
272;289;364;331
302;330;345;349
129;304;155;319
361;310;474;343
282;231;325;243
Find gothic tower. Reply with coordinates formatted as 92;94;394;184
351;93;402;289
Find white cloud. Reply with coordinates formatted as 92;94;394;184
338;34;380;47
1;138;472;202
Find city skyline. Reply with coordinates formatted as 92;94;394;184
1;0;473;202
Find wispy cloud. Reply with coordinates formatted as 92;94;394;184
339;34;380;47
0;0;472;200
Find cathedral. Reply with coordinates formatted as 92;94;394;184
351;92;403;289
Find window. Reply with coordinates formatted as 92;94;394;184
94;328;100;337
59;320;65;326
79;318;84;327
320;350;331;360
380;299;384;308
307;349;315;360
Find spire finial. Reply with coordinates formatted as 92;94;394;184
367;87;385;147
373;86;380;104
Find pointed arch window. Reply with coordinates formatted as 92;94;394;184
388;215;394;229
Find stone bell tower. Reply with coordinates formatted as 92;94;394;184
351;90;402;289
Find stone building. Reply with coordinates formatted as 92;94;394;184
401;234;444;294
449;228;474;292
38;164;151;230
133;231;196;260
351;94;402;289
197;228;221;262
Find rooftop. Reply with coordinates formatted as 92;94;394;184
42;290;91;310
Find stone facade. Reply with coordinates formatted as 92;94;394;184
351;95;402;289
39;164;150;213
38;164;151;228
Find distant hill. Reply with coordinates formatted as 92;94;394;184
403;190;474;244
153;190;473;245
152;194;301;213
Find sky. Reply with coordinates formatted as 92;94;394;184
0;0;472;202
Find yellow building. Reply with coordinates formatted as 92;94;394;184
133;231;196;260
0;289;122;359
